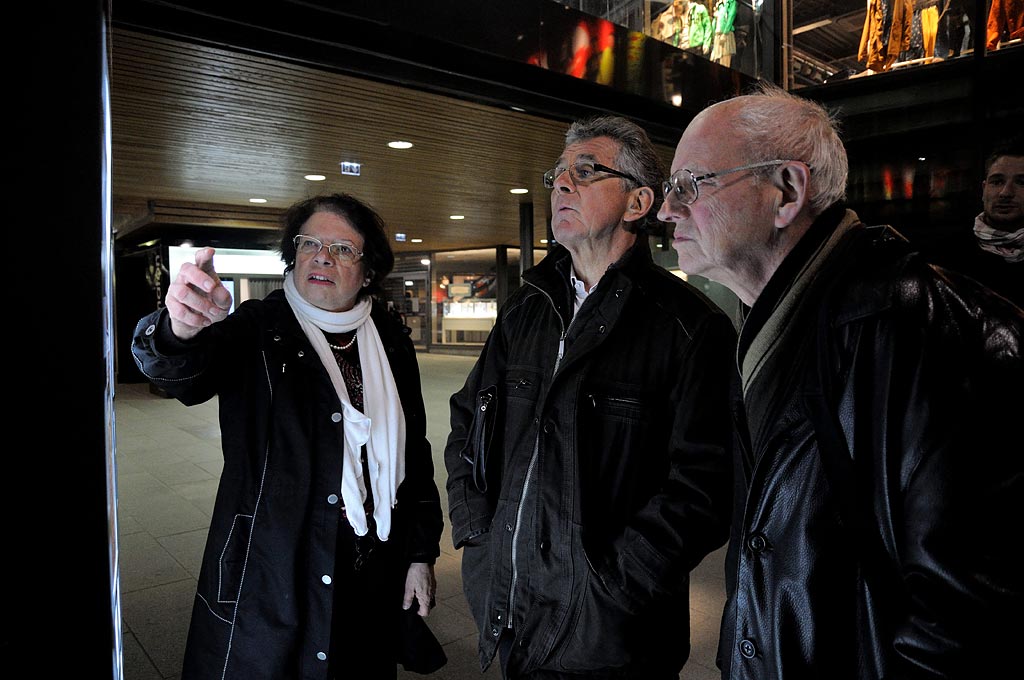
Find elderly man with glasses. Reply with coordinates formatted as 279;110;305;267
658;83;1024;679
445;115;737;679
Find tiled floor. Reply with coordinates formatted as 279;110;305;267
114;351;727;680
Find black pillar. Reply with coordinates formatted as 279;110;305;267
495;245;509;307
519;200;534;277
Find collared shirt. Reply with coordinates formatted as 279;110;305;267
569;266;600;317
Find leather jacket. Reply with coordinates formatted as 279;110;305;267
445;240;736;677
720;207;1024;679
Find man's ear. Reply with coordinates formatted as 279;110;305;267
774;162;811;229
623;186;655;223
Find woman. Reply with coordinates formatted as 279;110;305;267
131;193;444;679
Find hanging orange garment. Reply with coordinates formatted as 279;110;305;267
859;0;887;69
888;0;914;64
860;0;914;69
987;0;1024;50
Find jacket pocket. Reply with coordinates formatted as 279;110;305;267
460;385;498;493
554;551;632;672
217;513;253;604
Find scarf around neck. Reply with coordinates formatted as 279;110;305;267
974;213;1024;263
283;272;406;540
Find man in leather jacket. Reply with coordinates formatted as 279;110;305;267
445;116;737;679
657;82;1024;678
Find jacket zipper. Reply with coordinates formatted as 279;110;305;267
507;282;572;630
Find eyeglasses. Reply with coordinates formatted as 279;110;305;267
543;160;641;190
662;160;809;207
293;234;364;265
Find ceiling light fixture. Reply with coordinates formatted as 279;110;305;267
510;188;529;194
411;238;423;243
540;239;549;244
420;258;430;265
388;141;413;149
304;174;326;181
249;198;267;203
449;215;465;220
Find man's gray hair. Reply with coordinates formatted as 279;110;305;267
564;115;666;232
729;82;848;215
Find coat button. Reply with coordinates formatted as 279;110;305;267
748;534;768;553
506;523;514;532
518;637;529;648
598;324;606;333
539;540;550;552
297;350;305;357
327;494;339;505
491;627;500;637
543;422;553;434
739;638;757;659
331;412;342;422
321;574;332;585
144;324;156;336
316;651;327;661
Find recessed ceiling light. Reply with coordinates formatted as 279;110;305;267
420;258;430;265
510;106;526;112
449;215;465;220
304;174;327;181
411;238;423;243
540;239;549;244
510;188;529;194
249;198;267;203
180;240;193;248
388;141;413;149
405;280;414;286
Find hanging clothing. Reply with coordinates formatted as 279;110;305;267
859;0;914;70
987;0;1024;50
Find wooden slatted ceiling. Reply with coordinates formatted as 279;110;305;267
111;29;678;254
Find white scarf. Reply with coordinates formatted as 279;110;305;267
283;272;406;540
974;213;1024;263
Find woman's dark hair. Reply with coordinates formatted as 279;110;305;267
279;193;395;300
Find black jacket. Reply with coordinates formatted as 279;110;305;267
445;240;736;677
131;291;442;680
721;207;1024;679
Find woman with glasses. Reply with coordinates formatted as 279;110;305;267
131;193;444;680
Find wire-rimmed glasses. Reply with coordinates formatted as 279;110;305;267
293;234;364;265
662;160;809;207
543;160;641;189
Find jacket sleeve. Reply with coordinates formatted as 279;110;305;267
594;311;736;613
844;269;1024;676
130;306;224;405
444;316;508;549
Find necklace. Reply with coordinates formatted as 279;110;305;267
327;333;357;351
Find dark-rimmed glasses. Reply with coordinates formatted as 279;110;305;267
543;161;641;189
293;234;364;265
662;160;809;207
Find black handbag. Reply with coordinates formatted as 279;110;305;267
397;600;447;674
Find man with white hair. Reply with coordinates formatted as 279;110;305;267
658;83;1024;678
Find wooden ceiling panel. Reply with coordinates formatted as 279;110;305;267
111;29;677;254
